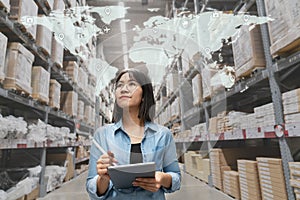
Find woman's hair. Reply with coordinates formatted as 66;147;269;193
112;68;156;123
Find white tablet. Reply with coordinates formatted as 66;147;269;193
108;162;156;189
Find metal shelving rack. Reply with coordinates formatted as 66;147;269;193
0;0;100;198
154;0;300;199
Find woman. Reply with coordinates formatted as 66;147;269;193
86;68;181;199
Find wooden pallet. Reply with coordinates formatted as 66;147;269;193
3;79;32;97
11;21;36;41
32;93;49;105
236;66;265;79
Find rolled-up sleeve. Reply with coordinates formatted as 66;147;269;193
162;130;181;193
86;127;113;199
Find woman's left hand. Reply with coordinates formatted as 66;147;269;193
132;172;171;192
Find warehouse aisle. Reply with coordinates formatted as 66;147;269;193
38;167;233;200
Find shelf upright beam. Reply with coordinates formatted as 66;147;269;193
177;56;188;154
256;0;295;199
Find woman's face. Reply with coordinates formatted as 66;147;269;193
115;73;143;109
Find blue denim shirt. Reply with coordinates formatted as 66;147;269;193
86;120;181;200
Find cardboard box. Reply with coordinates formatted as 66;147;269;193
64;152;75;182
36;17;52;56
0;32;7;81
232;25;265;78
264;0;300;56
77;67;88;91
49;79;61;109
31;66;50;103
60;91;78;117
51;38;64;68
64;61;78;84
4;43;34;94
192;74;203;106
10;0;37;39
256;157;282;165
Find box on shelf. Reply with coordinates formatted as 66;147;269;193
192;74;203;106
36;17;52;56
264;0;300;56
201;67;217;100
49;79;61;109
4;43;34;95
31;66;50;104
9;0;38;40
0;32;8;82
77;100;84;121
237;160;261;200
257;157;287;200
64;152;75;182
63;61;79;84
51;38;64;68
60;91;78;117
0;0;10;12
232;25;266;78
223;171;240;199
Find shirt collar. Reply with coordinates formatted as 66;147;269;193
112;119;158;133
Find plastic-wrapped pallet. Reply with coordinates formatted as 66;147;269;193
36;15;52;56
232;25;265;78
31;66;50;104
63;61;79;84
9;0;38;40
237;160;262;200
264;0;300;56
51;38;64;68
49;79;61;109
4;43;34;95
60;91;78;117
192;74;203;106
256;157;287;200
223;171;240;199
227;111;247;130
289;162;300;200
0;115;27;139
45;165;67;192
77;100;84;121
0;0;10;12
0;32;7;82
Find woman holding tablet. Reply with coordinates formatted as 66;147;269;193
86;68;181;199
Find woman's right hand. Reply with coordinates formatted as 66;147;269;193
96;151;117;181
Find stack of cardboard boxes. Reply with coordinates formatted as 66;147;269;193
282;88;300;123
264;0;300;56
237;160;262;200
223;170;240;199
257;157;287;200
210;148;231;190
289;162;300;200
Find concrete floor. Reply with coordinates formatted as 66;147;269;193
38;167;233;200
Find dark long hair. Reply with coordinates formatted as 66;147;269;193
112;68;156;123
